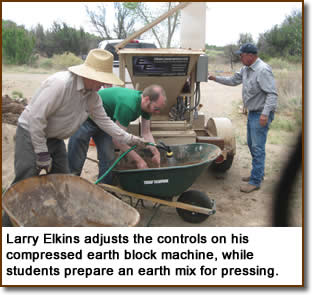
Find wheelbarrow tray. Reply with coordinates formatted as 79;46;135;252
113;143;221;199
2;174;140;227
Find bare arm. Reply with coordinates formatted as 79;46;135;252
141;118;161;167
112;121;148;169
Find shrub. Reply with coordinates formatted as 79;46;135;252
39;59;53;69
51;52;83;70
268;58;293;70
28;53;40;67
12;91;23;99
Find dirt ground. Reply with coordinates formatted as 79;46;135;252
2;71;302;227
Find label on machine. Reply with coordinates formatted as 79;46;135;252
133;56;190;76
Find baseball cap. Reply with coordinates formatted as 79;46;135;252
235;43;258;55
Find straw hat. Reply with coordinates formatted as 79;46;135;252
68;49;124;86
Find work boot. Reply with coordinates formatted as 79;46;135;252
241;176;250;182
240;183;260;193
241;175;264;182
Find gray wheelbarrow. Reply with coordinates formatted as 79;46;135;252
2;174;140;227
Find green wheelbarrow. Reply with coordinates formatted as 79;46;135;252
98;143;221;225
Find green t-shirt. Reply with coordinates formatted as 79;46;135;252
97;87;151;127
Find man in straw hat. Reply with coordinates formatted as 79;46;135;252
68;84;167;184
12;49;147;185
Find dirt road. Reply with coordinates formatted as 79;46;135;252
1;71;302;227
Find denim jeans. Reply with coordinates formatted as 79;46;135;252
247;111;274;187
68;119;115;184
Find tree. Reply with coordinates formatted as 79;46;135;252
86;3;135;39
237;33;254;47
222;33;254;68
112;3;136;39
36;21;100;57
86;2;182;48
257;9;302;60
223;44;238;70
32;24;46;55
125;2;182;48
2;20;35;64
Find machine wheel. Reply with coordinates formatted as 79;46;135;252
211;154;234;172
176;190;213;223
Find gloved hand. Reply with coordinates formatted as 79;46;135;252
36;152;52;174
130;135;149;148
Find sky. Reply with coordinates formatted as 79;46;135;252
2;1;303;46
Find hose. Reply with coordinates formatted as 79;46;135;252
94;145;137;184
187;82;201;112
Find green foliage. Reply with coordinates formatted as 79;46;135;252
205;44;224;51
45;22;90;57
12;90;23;99
257;9;302;60
2;20;35;65
123;2;139;10
30;21;101;58
270;117;298;132
3;19;100;63
267;58;293;70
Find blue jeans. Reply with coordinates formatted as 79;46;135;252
68;119;115;184
247;111;274;187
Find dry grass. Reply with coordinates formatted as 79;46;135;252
50;52;83;70
2;53;83;73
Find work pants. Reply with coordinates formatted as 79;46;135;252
68;119;115;184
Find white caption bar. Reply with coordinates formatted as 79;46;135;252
2;227;302;286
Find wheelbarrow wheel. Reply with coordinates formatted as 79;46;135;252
176;190;213;223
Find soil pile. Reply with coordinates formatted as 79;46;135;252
2;95;27;125
2;123;17;189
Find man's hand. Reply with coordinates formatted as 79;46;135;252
135;158;148;169
151;153;161;168
259;114;268;127
148;146;161;168
36;152;52;174
130;135;149;148
208;74;216;81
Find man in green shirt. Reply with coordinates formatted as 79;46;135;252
68;85;167;183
